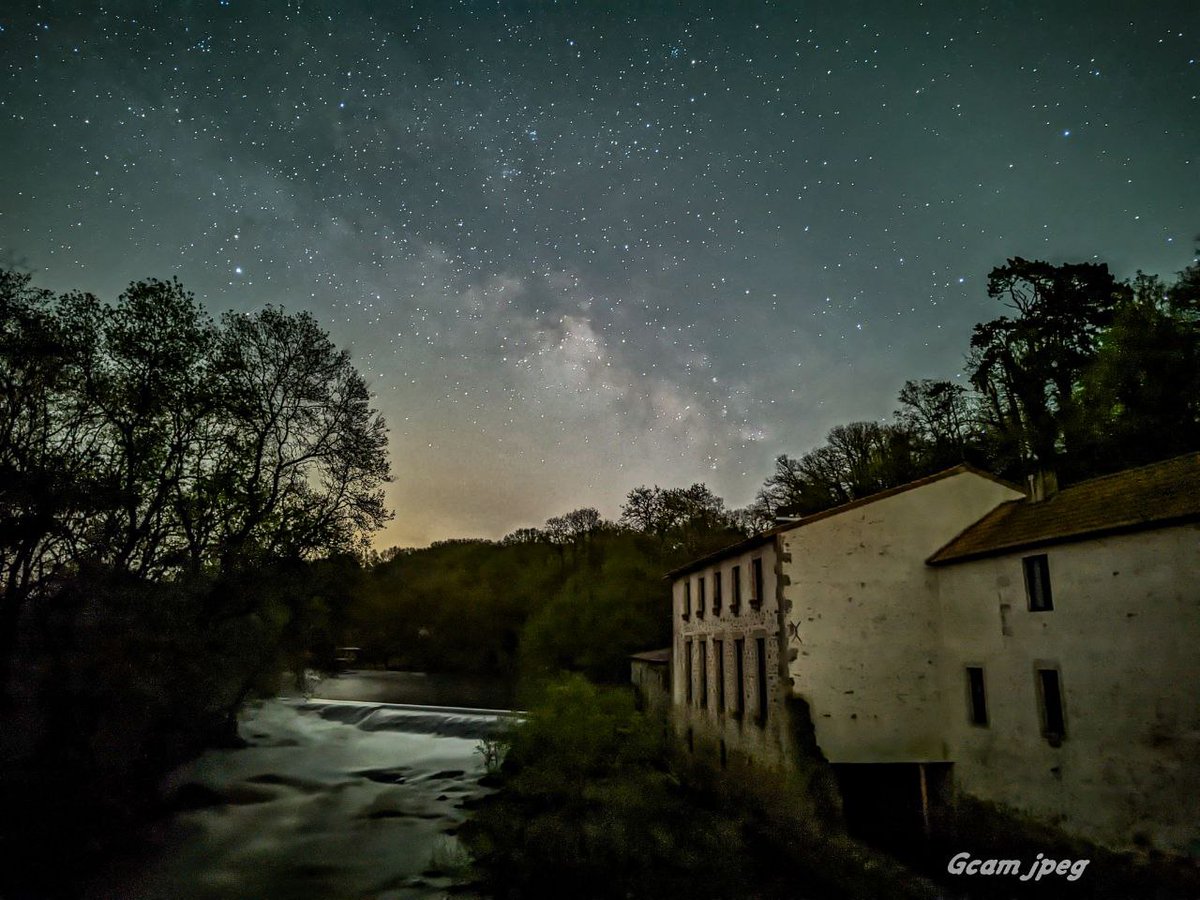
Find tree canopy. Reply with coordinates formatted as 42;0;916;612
749;251;1200;520
0;272;390;626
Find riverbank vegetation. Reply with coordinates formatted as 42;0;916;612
462;675;1200;900
0;270;389;896
461;675;941;899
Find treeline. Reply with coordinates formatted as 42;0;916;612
752;254;1200;518
0;269;389;894
350;250;1200;689
349;484;750;683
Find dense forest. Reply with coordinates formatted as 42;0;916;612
350;483;748;684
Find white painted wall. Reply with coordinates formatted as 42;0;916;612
781;471;1023;764
661;469;1199;855
937;525;1200;854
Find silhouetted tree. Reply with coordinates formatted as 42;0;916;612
895;378;978;469
969;258;1126;475
1073;272;1200;472
751;421;922;520
0;269;393;895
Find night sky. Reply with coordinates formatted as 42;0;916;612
2;2;1197;548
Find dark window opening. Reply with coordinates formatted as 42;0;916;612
1037;667;1066;744
715;640;725;713
731;565;742;614
713;569;723;614
685;640;693;705
700;639;709;709
733;638;745;718
697;575;706;618
750;557;765;609
756;637;768;725
1023;554;1053;611
682;580;691;619
966;667;988;726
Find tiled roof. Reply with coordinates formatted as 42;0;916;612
928;453;1200;565
664;463;1019;579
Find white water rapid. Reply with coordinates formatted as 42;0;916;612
90;676;514;900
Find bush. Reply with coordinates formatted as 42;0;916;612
463;675;773;899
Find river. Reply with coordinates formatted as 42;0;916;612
89;671;516;900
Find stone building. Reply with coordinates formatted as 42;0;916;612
668;530;793;767
928;454;1200;854
649;454;1200;856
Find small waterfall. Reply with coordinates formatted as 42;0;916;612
90;686;511;899
301;699;519;739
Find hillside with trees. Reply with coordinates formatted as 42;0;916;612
350;484;751;685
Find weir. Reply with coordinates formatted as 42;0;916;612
89;686;509;900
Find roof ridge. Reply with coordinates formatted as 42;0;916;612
1055;451;1200;493
666;463;1017;579
929;452;1200;565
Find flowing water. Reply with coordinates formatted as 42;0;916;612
90;672;516;900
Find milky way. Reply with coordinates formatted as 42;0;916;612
2;1;1197;546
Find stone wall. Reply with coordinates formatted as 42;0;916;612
937;525;1200;855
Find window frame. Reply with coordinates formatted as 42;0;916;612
715;638;725;714
733;638;745;718
684;639;693;705
1023;554;1054;612
750;557;765;610
1035;663;1066;746
965;665;989;727
755;636;769;725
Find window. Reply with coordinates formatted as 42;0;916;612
683;580;691;619
733;638;745;718
1037;667;1066;745
756;637;769;724
712;569;723;614
715;639;725;713
700;639;709;708
1023;554;1053;611
751;557;765;609
731;565;742;614
686;638;696;710
966;667;988;726
697;575;706;618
